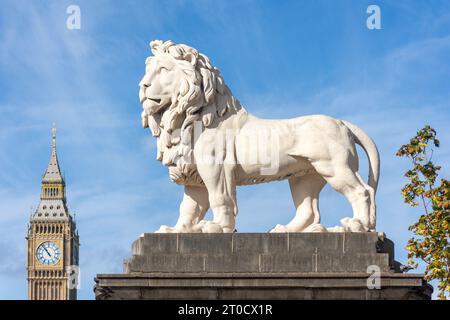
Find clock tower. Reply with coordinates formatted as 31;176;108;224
26;126;79;300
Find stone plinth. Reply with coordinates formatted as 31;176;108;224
94;233;432;300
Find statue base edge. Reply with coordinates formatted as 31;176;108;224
94;232;432;300
94;272;431;300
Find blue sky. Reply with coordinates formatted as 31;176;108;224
0;0;449;299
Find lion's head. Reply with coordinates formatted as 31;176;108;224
139;40;244;183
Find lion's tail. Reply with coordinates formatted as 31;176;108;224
341;120;380;193
342;120;379;230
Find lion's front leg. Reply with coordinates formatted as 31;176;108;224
192;128;238;233
195;163;237;233
155;185;209;233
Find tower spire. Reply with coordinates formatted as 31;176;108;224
52;123;56;150
42;124;64;183
33;125;70;221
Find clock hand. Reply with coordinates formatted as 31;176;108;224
43;247;51;257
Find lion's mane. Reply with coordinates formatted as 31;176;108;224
141;40;244;185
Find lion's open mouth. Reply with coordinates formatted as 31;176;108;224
148;97;162;104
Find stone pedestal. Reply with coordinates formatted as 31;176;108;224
94;233;432;300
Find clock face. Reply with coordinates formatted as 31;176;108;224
36;242;60;265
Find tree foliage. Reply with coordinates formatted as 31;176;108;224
396;125;449;299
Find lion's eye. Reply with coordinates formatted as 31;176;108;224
160;67;168;73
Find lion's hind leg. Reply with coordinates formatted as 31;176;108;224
271;174;326;233
312;160;372;232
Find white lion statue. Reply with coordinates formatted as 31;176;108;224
139;40;380;233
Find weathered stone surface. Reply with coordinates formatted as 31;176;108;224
343;232;379;253
315;253;390;272
127;254;205;273
178;233;233;254
96;233;432;300
206;253;260;273
139;233;178;254
95;272;432;300
260;254;314;272
288;233;345;253
232;233;288;254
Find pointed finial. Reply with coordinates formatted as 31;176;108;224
52;123;57;146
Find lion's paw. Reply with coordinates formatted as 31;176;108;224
155;225;177;233
194;220;224;233
327;226;347;232
202;221;224;233
303;223;327;233
270;224;288;233
327;217;368;232
340;217;367;232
